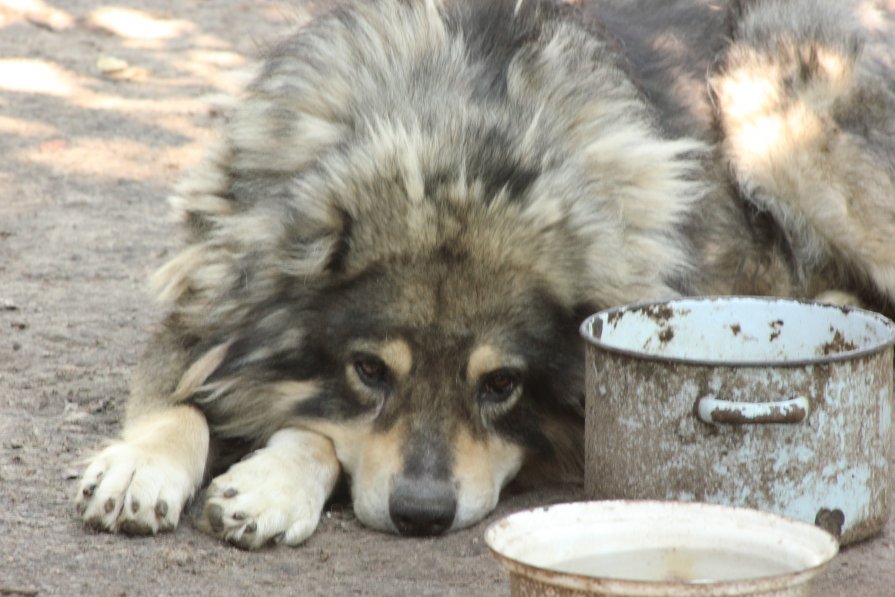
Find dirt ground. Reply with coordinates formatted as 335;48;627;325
1;1;894;595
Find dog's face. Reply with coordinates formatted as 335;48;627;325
286;253;586;535
189;131;598;537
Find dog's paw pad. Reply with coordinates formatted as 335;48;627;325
75;442;192;535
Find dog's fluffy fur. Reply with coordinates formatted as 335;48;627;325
77;0;895;548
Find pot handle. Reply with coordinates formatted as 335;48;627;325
696;395;810;425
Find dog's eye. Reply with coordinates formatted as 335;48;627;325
353;354;389;387
479;368;521;403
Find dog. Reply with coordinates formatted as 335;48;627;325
76;0;895;549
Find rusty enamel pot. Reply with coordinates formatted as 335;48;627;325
485;501;838;596
580;296;895;545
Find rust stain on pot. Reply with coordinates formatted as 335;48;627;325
769;319;783;341
606;310;624;326
658;327;674;343
815;508;845;539
820;328;858;355
646;304;675;323
730;323;741;336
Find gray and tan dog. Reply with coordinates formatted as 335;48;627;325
76;0;895;548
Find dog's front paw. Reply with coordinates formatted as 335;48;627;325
197;429;339;549
76;442;195;534
75;406;209;535
198;453;324;549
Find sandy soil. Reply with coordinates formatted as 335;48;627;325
1;1;893;595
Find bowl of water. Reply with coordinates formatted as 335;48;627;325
485;501;838;596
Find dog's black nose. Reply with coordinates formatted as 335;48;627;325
389;478;457;536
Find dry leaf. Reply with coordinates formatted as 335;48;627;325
96;54;129;74
96;54;149;82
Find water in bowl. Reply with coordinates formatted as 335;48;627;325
549;547;796;583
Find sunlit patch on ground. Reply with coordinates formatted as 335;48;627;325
0;58;77;95
87;6;194;41
0;0;73;29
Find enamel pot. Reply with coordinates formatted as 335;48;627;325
580;296;895;545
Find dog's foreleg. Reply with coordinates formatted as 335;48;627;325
76;405;209;534
197;428;339;549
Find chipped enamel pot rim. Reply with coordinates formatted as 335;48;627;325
485;501;839;596
579;295;895;367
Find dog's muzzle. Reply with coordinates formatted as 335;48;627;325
388;476;457;536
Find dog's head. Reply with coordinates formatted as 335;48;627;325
161;0;702;536
285;246;590;536
188;171;594;535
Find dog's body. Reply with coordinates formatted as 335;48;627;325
77;0;895;548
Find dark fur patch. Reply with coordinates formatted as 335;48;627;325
490;289;586;455
324;208;354;274
291;381;371;420
445;0;539;96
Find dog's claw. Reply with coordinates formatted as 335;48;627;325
206;503;225;532
223;487;238;498
120;519;152;535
